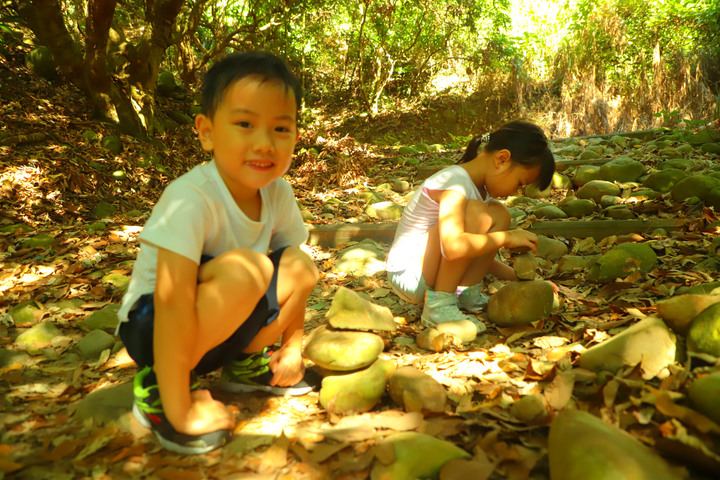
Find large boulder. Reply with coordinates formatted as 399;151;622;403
549;409;683;480
319;358;396;414
670;175;720;202
587;242;657;283
487;280;555;327
577;180;621;203
578;316;676;380
642;168;688;193
304;325;384;371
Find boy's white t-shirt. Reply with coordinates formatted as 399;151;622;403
117;160;308;327
386;165;488;273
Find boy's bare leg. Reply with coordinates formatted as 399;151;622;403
244;246;318;386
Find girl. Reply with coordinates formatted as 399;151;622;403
386;120;555;332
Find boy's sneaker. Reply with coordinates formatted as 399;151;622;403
132;366;231;455
219;348;321;395
421;290;486;333
457;284;489;312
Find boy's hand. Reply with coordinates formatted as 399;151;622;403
179;389;234;436
504;229;538;253
268;346;305;387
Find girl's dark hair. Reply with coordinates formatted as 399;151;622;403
201;51;302;119
458;120;555;190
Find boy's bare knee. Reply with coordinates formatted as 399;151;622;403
203;249;274;292
280;247;318;291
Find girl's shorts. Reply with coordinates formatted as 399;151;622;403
118;247;286;375
387;262;430;305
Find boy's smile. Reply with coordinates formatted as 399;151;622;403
195;76;298;207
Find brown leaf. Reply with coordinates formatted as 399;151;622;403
440;457;494;480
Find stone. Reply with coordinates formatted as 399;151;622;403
536;236;568;261
9;301;42;324
687;128;720;145
701;143;720;154
656;294;720;334
434;320;478;344
76;329;117;360
577;180;621;203
587;242;658;283
25;46;57;80
102;273;129;292
533;205;567;219
392;179;411;193
610;135;628;148
549;409;683;480
572;165;600;187
599;195;622;208
513;251;536;280
579;316;676;379
0;348;30;368
398;146;419;155
579;150;602;160
679;282;720;295
510;394;548;423
688;371;720;425
73;382;133;425
506;196;538;207
603;205;636;219
524;183;552;198
642;168;687;193
325;286;396;332
101;135;123;154
370;432;471;480
558;255;601;274
15;321;62;352
366;201;403;221
706;187;720;210
670;175;720;202
81;304;121;332
388;366;447;413
304;325;385;371
157;71;177;96
598;157;646;182
487;280;555;327
657;158;694;170
551;172;572;190
334;240;386;276
20;234;54;249
555;144;582;157
94;201;117;218
686;302;720;357
319;358;395;414
560;199;597;218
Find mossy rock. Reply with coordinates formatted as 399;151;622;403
656;158;694;170
598;157;646;183
558;255;601;274
554;144;582;157
101;135;123;154
20;234;54;249
560;199;597;218
81;304;121;332
687;128;720;145
73;382;133;425
325;286;396;331
549;409;683;480
76;329;117;360
370;432;471;480
642;168;688;193
552;172;572;190
600;195;622;208
398;146;419;155
572;165;600;187
8;301;42;324
688;371;720;425
319;358;395;414
388;366;447;413
366;201;403;221
587;242;657;283
304;325;385;371
701;143;720;154
511;394;549;423
533;205;567;219
576;180;621;203
579;316;676;379
524;183;552;198
334;240;386;276
603;205;636;219
157;71;177;96
102;273;130;292
686;302;720;357
656;294;720;334
487;280;555;327
536;236;568;261
15;321;63;352
670;175;720;202
707;187;720;210
25;46;57;80
579;150;602;160
506;196;538;207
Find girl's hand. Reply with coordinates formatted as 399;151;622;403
269;346;305;387
179;389;234;435
504;229;539;253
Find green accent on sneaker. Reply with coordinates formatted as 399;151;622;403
133;365;163;415
223;348;272;386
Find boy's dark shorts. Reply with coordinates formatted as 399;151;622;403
118;247;286;375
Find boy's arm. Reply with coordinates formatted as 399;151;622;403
154;247;233;434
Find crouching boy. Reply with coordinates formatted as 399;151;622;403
116;51;319;454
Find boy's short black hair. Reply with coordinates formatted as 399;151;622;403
201;51;302;119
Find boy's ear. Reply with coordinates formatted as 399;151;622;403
195;114;214;151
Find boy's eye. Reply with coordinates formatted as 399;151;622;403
236;121;252;128
275;126;291;133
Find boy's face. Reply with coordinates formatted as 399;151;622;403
195;75;298;196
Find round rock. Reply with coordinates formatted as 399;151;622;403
304;325;384;371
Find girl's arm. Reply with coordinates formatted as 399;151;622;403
154;248;233;435
436;189;538;260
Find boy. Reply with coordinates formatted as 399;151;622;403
116;51;319;454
